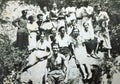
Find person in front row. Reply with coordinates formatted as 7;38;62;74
47;43;67;84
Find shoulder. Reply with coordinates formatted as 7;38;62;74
100;11;108;15
58;53;65;60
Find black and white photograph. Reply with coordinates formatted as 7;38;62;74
0;0;120;84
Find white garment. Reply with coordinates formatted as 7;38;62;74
56;34;71;47
27;50;50;84
66;6;76;21
70;36;89;64
27;22;38;50
37;40;51;50
76;7;84;33
81;29;94;42
71;36;97;65
40;21;53;30
57;19;65;30
43;11;50;21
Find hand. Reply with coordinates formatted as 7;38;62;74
64;78;68;84
22;68;27;72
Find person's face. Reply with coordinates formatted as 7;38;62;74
84;23;89;31
40;34;44;42
53;3;57;9
53;45;59;54
73;29;79;37
96;5;101;13
38;16;43;21
22;11;27;16
30;17;35;22
60;28;65;34
43;6;47;12
52;28;56;35
71;20;76;26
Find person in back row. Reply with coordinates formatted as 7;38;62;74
12;10;28;50
27;15;39;51
93;4;112;58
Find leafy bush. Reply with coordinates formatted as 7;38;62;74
0;33;28;80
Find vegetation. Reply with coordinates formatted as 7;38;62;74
0;0;120;83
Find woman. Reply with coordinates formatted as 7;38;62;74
70;28;93;81
27;15;39;51
94;4;112;58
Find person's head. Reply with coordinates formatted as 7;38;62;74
58;26;65;34
71;28;79;38
71;20;76;26
43;6;48;12
51;27;57;35
22;10;27;16
37;14;43;21
53;3;57;9
28;15;35;23
40;33;45;42
52;43;59;55
83;0;89;7
94;4;101;13
83;22;89;32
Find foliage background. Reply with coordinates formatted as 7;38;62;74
0;0;120;83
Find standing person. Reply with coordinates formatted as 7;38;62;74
76;2;83;33
27;15;39;51
12;10;28;50
65;1;76;23
42;6;50;21
51;3;59;18
36;14;44;34
80;1;94;40
94;4;112;58
47;43;67;84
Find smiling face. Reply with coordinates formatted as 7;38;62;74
52;44;59;55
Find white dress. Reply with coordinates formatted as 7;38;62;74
27;22;38;50
71;36;89;64
26;40;51;84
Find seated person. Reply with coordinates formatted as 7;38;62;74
47;43;67;84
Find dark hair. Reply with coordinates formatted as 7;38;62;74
28;15;34;21
83;22;89;27
22;10;27;14
72;28;79;33
37;14;43;18
71;28;79;36
58;26;65;32
83;0;89;7
52;43;60;49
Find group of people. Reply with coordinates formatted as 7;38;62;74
12;1;112;84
